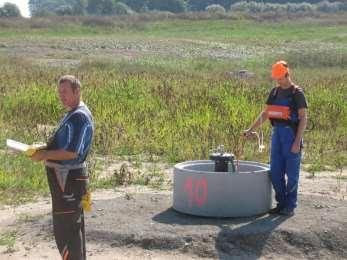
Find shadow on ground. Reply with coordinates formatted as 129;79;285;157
152;207;288;259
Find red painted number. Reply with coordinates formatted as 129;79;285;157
184;177;208;208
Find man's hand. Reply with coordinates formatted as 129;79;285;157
291;141;301;154
31;150;47;161
242;129;256;138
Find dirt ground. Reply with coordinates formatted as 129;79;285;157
0;169;346;260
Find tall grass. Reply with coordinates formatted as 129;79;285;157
0;152;47;204
1;55;345;163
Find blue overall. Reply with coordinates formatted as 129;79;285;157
269;93;301;210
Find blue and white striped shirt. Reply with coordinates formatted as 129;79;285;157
49;102;94;165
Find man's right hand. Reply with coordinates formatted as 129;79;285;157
242;129;256;138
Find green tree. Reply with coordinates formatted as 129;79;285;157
87;0;118;15
72;0;87;15
0;2;22;17
187;0;236;11
29;0;60;16
56;5;74;16
206;4;226;14
148;0;186;13
86;0;100;14
29;0;87;16
187;0;207;11
121;0;147;12
114;2;134;14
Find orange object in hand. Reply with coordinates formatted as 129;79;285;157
266;105;290;120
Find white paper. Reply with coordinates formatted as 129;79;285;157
6;139;30;153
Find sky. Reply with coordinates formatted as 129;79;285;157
0;0;30;17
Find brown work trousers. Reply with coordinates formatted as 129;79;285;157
46;166;88;260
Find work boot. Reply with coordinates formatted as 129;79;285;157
279;207;295;217
268;205;284;214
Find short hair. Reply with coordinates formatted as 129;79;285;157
58;75;81;91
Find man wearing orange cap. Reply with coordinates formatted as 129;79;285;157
244;61;308;216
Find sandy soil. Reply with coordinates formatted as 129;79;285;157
0;170;346;260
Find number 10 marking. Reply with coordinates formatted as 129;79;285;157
184;177;208;208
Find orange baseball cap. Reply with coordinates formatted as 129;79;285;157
271;60;289;80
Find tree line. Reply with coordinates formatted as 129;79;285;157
0;0;346;17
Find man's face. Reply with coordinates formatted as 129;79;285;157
58;82;80;109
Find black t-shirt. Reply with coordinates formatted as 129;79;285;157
266;86;308;109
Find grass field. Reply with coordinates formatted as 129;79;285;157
0;14;346;204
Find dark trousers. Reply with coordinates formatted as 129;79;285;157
46;166;88;260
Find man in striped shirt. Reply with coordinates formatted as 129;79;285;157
31;75;94;260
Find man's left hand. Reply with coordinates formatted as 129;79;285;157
291;142;301;154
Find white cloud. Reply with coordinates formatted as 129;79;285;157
0;0;30;17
